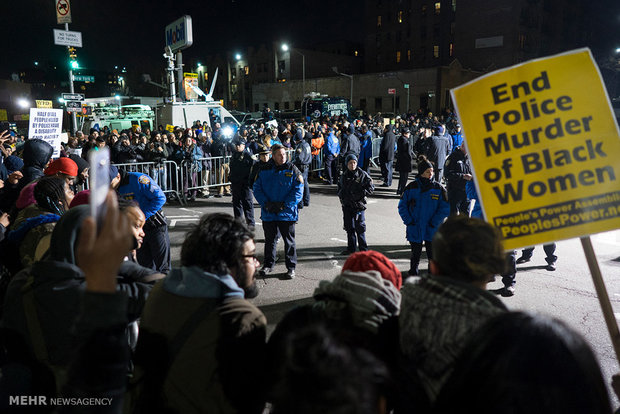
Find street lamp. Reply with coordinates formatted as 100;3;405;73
282;43;305;101
235;53;242;61
332;66;353;108
17;98;30;109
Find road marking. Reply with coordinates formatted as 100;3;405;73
169;218;200;227
167;215;199;218
367;200;379;204
180;207;203;214
330;237;347;243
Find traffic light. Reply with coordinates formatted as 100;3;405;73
68;47;79;69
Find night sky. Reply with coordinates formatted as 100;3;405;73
1;0;364;76
1;0;618;78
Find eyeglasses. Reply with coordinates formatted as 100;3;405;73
242;254;259;263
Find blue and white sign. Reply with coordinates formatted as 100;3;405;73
165;15;193;52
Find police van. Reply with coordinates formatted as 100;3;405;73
301;95;352;120
80;104;155;133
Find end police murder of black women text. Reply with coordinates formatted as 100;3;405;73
478;70;615;205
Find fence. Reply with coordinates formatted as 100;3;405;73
83;160;184;203
83;148;322;205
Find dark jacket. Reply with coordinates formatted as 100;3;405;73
2;206;155;378
340;126;361;158
399;275;507;401
379;125;396;161
130;267;267;414
211;137;233;158
292;139;312;168
338;167;374;211
427;135;451;171
396;135;413;173
229;150;255;186
444;149;472;194
19;139;54;190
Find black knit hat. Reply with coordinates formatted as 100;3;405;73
417;155;433;175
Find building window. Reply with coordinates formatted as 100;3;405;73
359;98;367;110
407;49;412;61
254;103;259;112
377;15;382;27
449;43;454;56
244;66;249;75
519;34;526;49
284;101;290;110
398;10;403;23
354;50;359;57
434;2;441;14
421;5;427;16
396;51;401;63
433;45;439;58
274;102;280;110
295;101;301;110
375;97;382;111
452;0;456;11
450;22;455;35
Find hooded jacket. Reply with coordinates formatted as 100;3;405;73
20;139;54;190
3;206;155;371
130;266;267;414
339;125;361;158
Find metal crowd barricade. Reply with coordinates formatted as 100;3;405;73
178;155;233;202
310;147;324;173
371;138;382;168
84;160;184;205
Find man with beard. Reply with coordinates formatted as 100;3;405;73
130;213;265;414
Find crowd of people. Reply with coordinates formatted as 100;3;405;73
0;107;616;413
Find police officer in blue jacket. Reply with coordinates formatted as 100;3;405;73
398;155;449;276
111;166;171;274
253;144;304;279
324;127;340;185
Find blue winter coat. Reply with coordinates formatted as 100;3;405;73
253;160;304;222
358;132;373;167
118;172;166;220
398;176;449;243
326;132;340;157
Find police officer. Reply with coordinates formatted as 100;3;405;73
396;128;413;195
339;124;361;172
444;142;473;215
324;127;340;185
253;144;304;279
110;166;170;274
292;128;312;209
338;154;374;255
229;136;256;228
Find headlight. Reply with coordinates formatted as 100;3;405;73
222;126;233;138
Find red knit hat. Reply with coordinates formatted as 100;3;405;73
342;250;403;289
45;157;78;177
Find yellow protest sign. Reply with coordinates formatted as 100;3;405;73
36;100;53;108
452;48;620;250
165;124;175;132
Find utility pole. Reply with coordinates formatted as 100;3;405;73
65;23;77;134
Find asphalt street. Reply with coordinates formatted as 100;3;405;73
163;170;620;403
